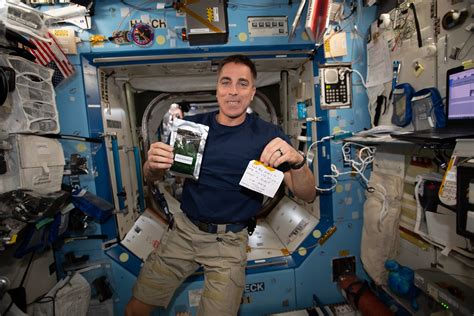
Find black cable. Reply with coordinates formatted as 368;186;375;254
0;68;8;106
3;252;35;315
16;132;104;143
457;33;474;60
150;184;174;229
31;274;75;316
33;296;56;316
342;10;355;20
409;3;422;48
3;300;14;315
341;1;357;21
342;7;355;20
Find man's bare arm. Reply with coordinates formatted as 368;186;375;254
260;137;317;203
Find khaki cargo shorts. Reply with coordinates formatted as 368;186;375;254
133;212;248;316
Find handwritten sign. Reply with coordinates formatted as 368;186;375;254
239;160;284;198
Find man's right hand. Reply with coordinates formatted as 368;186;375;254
144;142;174;181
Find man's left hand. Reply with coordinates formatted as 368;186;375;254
259;137;303;169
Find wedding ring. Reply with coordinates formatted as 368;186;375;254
276;148;284;156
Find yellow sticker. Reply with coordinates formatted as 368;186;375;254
413;61;424;77
253;160;276;172
76;143;87;152
312;230;322;238
462;59;474;69
324;38;330;52
119;253;129;262
6;234;17;244
339;250;350;256
156;35;166;45
298;247;307;256
206;7;214;22
53;29;70;37
238;32;248;42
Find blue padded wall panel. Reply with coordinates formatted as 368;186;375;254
81;0;315;59
55;67;90;137
294;219;365;308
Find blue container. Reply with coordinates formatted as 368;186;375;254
72;190;114;222
385;259;419;310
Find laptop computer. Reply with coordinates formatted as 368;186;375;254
391;66;474;143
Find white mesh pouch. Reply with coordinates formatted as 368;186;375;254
0;55;59;134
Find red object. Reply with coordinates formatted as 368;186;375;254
181;28;188;41
305;0;330;43
338;274;394;316
28;32;75;87
410;156;432;167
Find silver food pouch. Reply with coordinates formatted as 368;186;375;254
169;118;209;180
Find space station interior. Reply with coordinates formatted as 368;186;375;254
1;0;474;315
101;57;320;263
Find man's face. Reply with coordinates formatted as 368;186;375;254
216;62;256;125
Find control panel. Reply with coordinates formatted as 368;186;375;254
414;269;474;316
247;16;288;37
319;64;352;109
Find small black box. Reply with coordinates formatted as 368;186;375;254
456;161;474;239
185;0;229;46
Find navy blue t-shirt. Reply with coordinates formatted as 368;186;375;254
181;111;290;224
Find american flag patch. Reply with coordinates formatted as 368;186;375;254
28;32;75;87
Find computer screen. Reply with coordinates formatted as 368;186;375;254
448;67;474;120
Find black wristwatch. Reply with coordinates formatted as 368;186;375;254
291;151;306;169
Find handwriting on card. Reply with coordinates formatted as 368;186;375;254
239;160;284;198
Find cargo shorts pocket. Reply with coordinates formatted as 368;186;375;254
229;265;245;288
155;223;175;256
228;266;245;313
217;231;248;263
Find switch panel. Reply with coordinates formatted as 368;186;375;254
247;16;288;37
